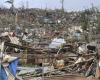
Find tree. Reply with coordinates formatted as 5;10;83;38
81;13;88;31
96;20;100;30
6;0;14;10
80;9;92;31
80;10;92;42
80;9;98;42
60;0;64;12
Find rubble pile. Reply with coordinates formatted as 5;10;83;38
0;7;100;80
13;41;100;80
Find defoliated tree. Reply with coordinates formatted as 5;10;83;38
6;0;14;11
60;0;64;12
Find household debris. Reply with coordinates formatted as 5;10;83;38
0;6;100;80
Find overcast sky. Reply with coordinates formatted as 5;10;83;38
0;0;100;11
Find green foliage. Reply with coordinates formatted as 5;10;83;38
80;12;89;31
80;9;93;31
80;9;93;42
96;20;100;30
66;36;79;43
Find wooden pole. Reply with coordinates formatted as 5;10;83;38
95;56;100;79
0;42;5;64
42;58;44;80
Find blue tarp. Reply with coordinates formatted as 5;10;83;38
0;58;18;80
